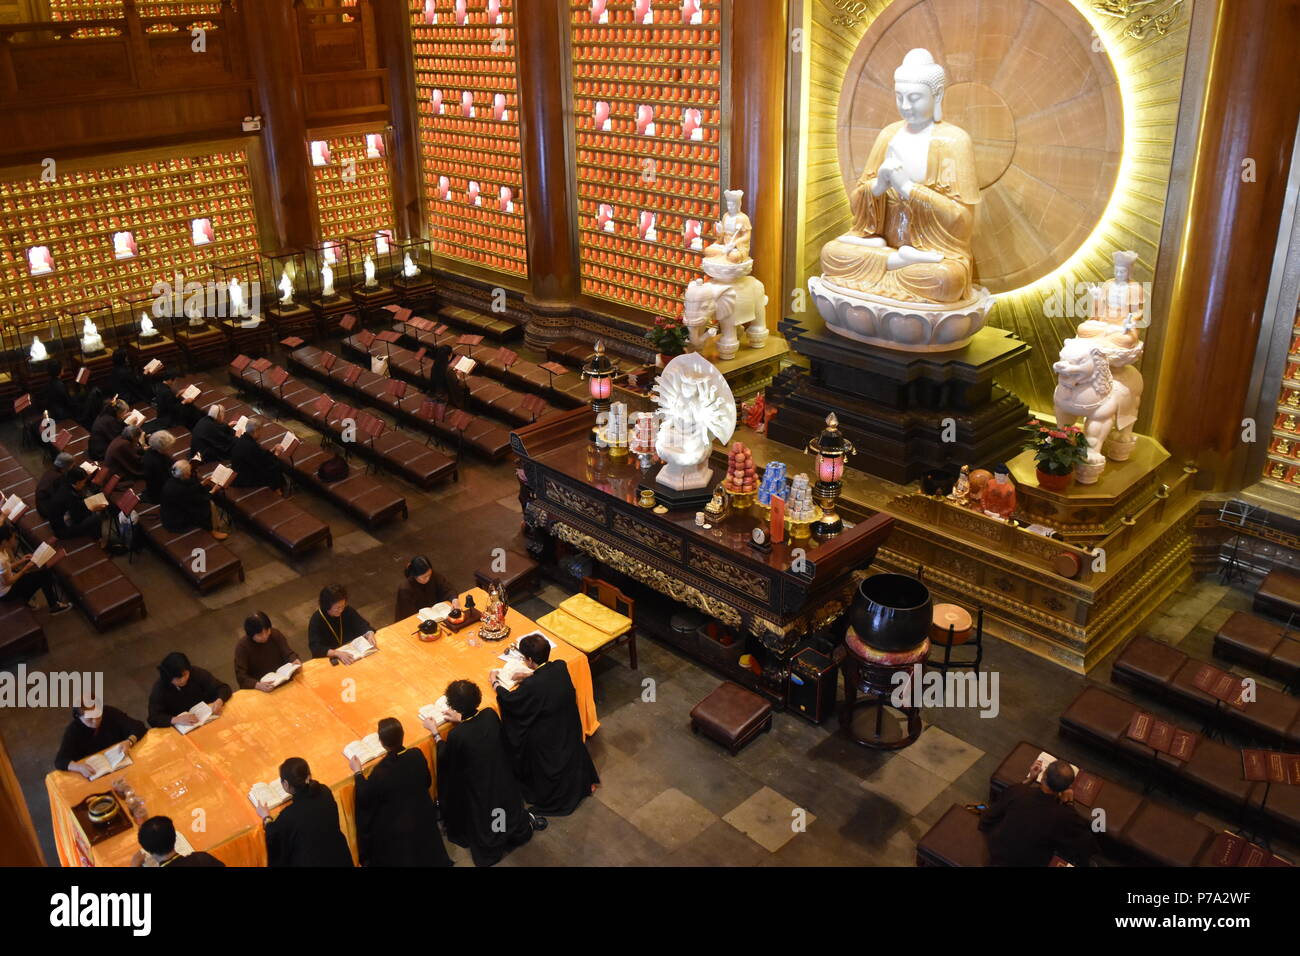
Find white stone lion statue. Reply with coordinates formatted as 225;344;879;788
1052;337;1144;482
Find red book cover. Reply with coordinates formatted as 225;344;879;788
383;304;402;314
1126;710;1152;743
332;404;354;423
1207;832;1246;867
386;379;407;398
1147;720;1174;754
409;316;431;332
251;357;273;373
92;465;109;486
458;334;483;346
1048;856;1074;867
1267;854;1295;868
13;393;32;414
433;324;449;336
414;347;427;363
75;367;90;385
312;394;335;418
1070;771;1102;806
101;473;120;497
269;367;290;387
320;351;338;371
357;329;376;349
343;366;362;386
498;347;518;367
229;354;252;373
1287;754;1300;786
1267;751;1288;784
1243;749;1269;781
1191;664;1221;692
1241;844;1271;867
451;410;473;431
1210;672;1238;703
418;399;436;421
393;307;413;324
540;361;570;377
339;314;358;332
431;402;449;423
54;430;71;451
363;415;385;439
115;489;140;515
279;337;304;349
1169;729;1198;762
376;330;400;343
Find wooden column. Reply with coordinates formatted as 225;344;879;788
0;731;44;866
1151;0;1300;489
243;0;315;251
516;0;577;309
372;0;423;240
730;0;787;331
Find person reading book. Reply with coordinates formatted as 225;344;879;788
104;424;146;481
349;717;452;868
142;430;176;504
229;418;284;492
493;633;599;816
0;525;71;614
150;368;201;432
190;402;236;463
40;358;77;424
256;757;354;867
161;459;229;540
108;349;151;405
48;468;107;544
133;816;225;867
393;554;453;623
35;453;74;520
234;611;302;691
147;651;232;729
978;757;1095;867
422;679;537;867
88;397;128;461
54;701;145;776
308;584;377;663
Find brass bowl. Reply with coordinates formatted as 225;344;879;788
87;794;119;825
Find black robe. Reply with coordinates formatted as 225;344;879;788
142;449;172;505
393;572;453;623
978;782;1096;867
437;709;533;867
54;706;147;771
496;660;598;815
43;376;76;423
146;666;232;728
307;606;373;660
230;434;283;490
191;416;235;464
88;410;123;461
152;382;201;431
265;783;354;867
160;475;213;533
355;748;452;867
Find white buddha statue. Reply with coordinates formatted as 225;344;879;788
29;335;48;363
228;277;246;316
364;254;378;289
1080;250;1144;351
278;268;294;305
704;189;751;268
81;317;104;354
140;312;158;338
321;262;335;298
809;48;994;351
403;252;420;278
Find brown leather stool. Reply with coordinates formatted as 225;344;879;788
474;548;540;594
1254;569;1300;621
915;804;990;867
690;681;773;755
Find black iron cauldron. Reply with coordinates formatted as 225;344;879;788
848;573;932;652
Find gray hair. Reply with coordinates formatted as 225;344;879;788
242;418;259;438
53;452;74;471
171;460;191;480
122;425;141;442
149;430;175;453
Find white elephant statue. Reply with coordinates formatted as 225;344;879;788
683;275;769;361
1051;337;1144;484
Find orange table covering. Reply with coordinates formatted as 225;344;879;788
46;591;599;866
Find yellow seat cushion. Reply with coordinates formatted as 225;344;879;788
558;592;632;636
538;609;619;655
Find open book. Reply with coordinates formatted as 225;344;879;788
143;359;163;375
79;460;99;476
1;495;26;521
83;492;108;511
174;700;219;735
209;464;236;489
1030;750;1079;783
275;432;299;456
342;636;376;661
30;542;61;569
81;742;133;781
453;355;477;376
180;384;201;402
418;696;453;726
494;658;533;691
124;409;145;428
259;660;300;689
232;415;250;437
342;732;386;766
248;779;291;810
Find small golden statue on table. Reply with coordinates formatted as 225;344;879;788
476;580;511;642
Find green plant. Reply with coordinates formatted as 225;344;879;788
1021;419;1089;475
645;315;689;356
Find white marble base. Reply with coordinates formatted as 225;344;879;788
81;336;104;354
656;458;713;491
808;276;994;352
1074;459;1106;485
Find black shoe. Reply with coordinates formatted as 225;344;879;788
529;812;548;832
51;602;73;615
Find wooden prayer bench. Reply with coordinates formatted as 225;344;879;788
689;681;773;754
1112;635;1300;748
1254;568;1300;621
0;601;47;662
1214;611;1300;689
545;338;593;369
1058;685;1300;844
286;345;511;461
914;805;990;866
0;441;146;631
134;503;245;593
438;303;523;341
474;547;540;594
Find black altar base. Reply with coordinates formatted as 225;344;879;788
767;317;1032;484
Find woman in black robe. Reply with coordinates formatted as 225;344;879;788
146;651;231;728
258;757;353;867
307;583;376;662
350;717;452;867
494;634;599;815
190;403;236;462
426;679;535;867
54;703;146;774
393;554;453;623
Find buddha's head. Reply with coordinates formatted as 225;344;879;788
1113;249;1139;283
724;188;743;214
894;48;946;127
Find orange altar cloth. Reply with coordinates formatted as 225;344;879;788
46;590;599;866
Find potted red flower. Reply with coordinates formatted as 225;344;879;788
645;315;689;367
1020;419;1089;491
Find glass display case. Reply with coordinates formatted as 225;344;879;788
212;255;262;325
261;248;316;340
391;235;435;305
14;316;63;385
118;290;182;370
346;230;397;294
308;239;351;304
61;301;116;380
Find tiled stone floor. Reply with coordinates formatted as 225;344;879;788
1;406;1293;866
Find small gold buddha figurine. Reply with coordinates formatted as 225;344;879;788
703;484;730;523
947;464;971;505
1287;390;1300;408
1278;439;1293;458
1269;461;1288;480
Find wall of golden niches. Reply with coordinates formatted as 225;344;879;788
788;0;1194;413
